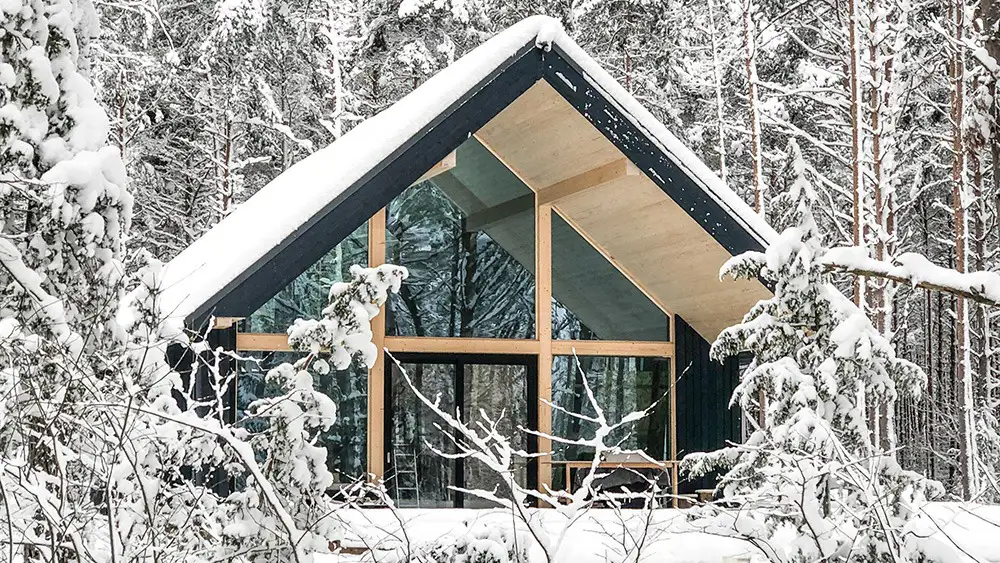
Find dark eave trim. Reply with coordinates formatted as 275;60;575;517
186;41;771;328
186;41;545;327
540;44;767;258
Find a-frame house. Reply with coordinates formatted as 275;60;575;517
161;16;776;506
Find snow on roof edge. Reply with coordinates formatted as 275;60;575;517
161;15;775;325
159;16;555;322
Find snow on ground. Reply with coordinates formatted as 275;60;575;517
317;504;1000;562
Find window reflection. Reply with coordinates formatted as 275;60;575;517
243;222;368;334
386;138;536;338
551;355;670;461
551;213;669;341
237;351;368;483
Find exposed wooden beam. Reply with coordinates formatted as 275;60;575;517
473;132;540;191
212;316;244;330
236;332;289;350
465;194;534;231
463;155;636;232
536;202;553;492
235;333;675;358
537;158;639;206
550;340;673;357
427;170;486;213
384;336;538;355
411;151;457;185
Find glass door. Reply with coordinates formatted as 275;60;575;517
386;354;536;508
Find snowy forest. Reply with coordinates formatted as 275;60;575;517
90;0;1000;499
4;0;1000;561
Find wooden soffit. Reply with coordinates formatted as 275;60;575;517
475;81;770;342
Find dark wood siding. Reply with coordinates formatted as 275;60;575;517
675;315;742;492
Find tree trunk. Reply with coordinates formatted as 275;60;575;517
741;0;765;217
950;0;975;501
708;0;728;183
848;0;865;309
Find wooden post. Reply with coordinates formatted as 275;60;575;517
669;313;678;507
536;203;553;492
368;209;387;481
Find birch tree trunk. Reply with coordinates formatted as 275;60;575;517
741;0;765;216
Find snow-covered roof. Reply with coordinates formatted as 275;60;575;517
160;15;776;326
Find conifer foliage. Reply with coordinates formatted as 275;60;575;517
684;140;940;561
1;4;409;559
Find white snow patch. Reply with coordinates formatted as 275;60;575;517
825;246;1000;305
315;504;1000;563
554;71;576;92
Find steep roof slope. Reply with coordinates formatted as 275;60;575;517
161;16;775;328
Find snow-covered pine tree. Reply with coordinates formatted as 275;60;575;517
2;4;409;559
1;0;137;556
683;139;940;562
218;264;407;561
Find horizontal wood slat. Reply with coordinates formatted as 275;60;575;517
551;340;673;357
237;334;673;358
236;332;289;350
384;336;538;355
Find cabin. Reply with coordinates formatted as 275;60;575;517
161;16;775;508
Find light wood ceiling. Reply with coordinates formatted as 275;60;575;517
475;81;771;342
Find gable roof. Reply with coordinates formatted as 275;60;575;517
161;16;776;338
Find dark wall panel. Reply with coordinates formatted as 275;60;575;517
675;315;742;493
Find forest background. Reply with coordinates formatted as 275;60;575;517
92;0;1000;500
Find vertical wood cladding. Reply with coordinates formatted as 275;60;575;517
675;315;742;493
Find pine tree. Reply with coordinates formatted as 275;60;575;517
684;139;940;562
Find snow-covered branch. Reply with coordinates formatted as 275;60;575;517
824;247;1000;307
393;353;667;563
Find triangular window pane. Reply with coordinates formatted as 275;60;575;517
242;222;368;333
551;212;669;341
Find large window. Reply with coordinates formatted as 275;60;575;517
242;222;368;333
551;212;670;341
386;138;535;339
550;355;671;462
228;134;681;501
237;352;368;483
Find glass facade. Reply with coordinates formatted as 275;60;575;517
385;138;535;339
388;359;529;508
551;213;670;341
242;222;368;333
550;355;670;462
237;351;368;482
230;135;681;503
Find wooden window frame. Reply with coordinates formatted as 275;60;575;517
232;153;679;505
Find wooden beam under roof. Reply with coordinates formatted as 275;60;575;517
411;150;457;185
212;316;244;330
463;158;639;232
537;158;639;206
465;194;534;231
